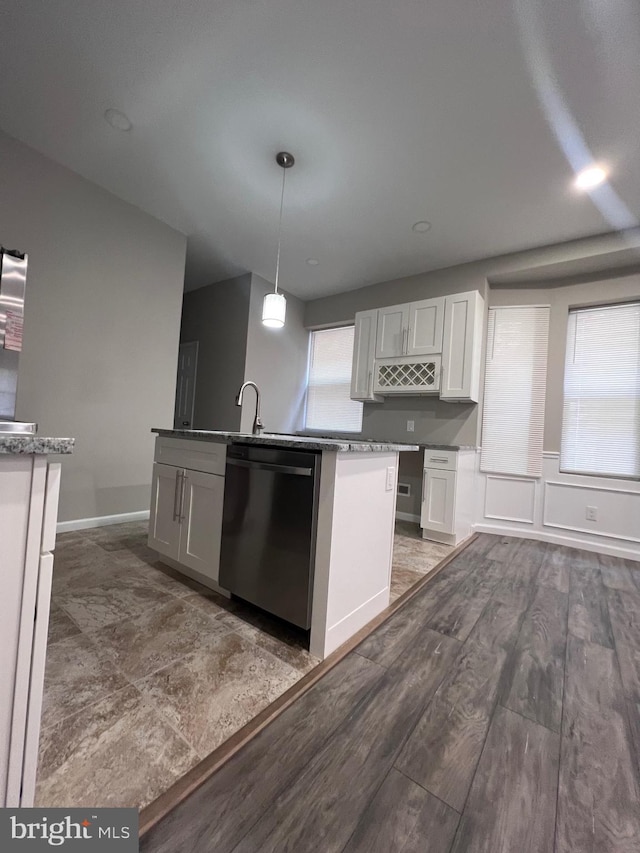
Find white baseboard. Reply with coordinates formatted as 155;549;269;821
472;522;640;563
314;586;389;659
396;511;421;524
57;510;150;534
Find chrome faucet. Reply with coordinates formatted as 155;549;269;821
235;381;264;435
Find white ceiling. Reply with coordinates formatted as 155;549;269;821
0;0;639;299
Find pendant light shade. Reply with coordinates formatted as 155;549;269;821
262;151;294;328
262;291;287;328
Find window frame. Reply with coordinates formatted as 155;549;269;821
303;324;363;435
480;304;551;479
559;298;640;482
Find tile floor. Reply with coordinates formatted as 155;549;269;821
36;519;452;809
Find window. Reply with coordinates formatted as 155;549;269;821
481;306;550;477
305;326;363;432
561;302;640;479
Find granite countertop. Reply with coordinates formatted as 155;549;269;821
421;443;477;451
0;436;75;455
152;428;419;453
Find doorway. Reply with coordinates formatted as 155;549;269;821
174;341;198;429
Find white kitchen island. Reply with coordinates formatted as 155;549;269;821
148;430;418;659
0;434;74;807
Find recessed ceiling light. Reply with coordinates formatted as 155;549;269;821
306;258;319;266
574;165;607;190
104;108;132;132
412;221;431;233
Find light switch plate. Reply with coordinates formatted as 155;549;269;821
407;420;415;432
386;466;395;491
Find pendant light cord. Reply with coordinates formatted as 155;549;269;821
274;165;287;294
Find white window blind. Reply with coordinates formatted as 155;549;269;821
561;302;640;479
481;306;550;477
305;326;363;432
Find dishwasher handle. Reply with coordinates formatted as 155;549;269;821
226;457;313;477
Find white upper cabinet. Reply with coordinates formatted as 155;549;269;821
407;297;444;355
351;309;383;401
375;304;409;358
440;290;484;402
350;290;483;401
376;297;444;358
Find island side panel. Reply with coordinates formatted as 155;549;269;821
311;451;398;659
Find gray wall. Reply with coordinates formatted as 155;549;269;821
0;131;186;522
180;274;251;431
241;274;309;434
304;269;489;447
304;229;640;450
490;271;640;453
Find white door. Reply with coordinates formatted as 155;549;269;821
376;304;409;358
148;463;182;560
421;469;456;533
351;310;381;401
174;341;198;429
407;297;444;355
178;470;225;582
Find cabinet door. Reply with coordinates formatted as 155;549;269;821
148;463;181;560
420;469;456;534
376;304;409;358
407;297;444;355
351;310;382;401
441;290;483;402
20;552;54;806
178;470;225;582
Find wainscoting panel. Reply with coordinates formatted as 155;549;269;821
473;452;640;562
543;481;640;544
484;475;536;524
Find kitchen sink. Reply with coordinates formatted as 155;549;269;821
0;420;37;435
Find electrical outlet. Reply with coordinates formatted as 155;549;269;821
386;466;395;491
407;420;415;432
586;506;598;521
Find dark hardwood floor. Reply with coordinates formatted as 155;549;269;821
140;534;640;853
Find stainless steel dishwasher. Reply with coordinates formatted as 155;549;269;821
219;444;321;630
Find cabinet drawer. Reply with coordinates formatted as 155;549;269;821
423;449;457;471
155;437;226;476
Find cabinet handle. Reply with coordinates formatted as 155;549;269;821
173;470;183;521
403;327;408;354
368;370;373;397
179;474;187;522
421;474;426;504
429;457;449;463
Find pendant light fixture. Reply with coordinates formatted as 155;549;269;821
262;151;294;328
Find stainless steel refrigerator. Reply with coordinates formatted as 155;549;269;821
0;248;35;433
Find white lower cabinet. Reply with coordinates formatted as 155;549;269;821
420;449;475;545
148;438;226;586
178;469;224;581
421;468;456;534
148;462;182;561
